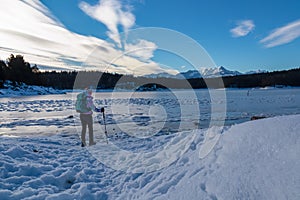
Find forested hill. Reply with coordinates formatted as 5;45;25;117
1;54;300;89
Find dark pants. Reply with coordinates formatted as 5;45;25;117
80;114;94;145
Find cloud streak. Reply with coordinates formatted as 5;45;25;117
260;19;300;48
0;0;168;75
79;0;135;48
125;39;157;61
230;20;255;37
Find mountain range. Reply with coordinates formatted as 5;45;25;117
144;66;267;79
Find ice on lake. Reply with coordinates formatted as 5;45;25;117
1;88;300;137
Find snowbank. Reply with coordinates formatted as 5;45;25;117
0;81;66;97
0;115;299;199
206;115;300;200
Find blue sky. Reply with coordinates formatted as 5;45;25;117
0;0;300;75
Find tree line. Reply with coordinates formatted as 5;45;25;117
0;54;40;87
188;68;300;89
1;54;300;90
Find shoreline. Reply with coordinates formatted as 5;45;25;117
2;84;300;98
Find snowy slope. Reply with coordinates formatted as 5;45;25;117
133;115;300;200
0;114;299;199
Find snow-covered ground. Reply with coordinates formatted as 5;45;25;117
0;114;299;199
0;81;66;97
0;88;299;199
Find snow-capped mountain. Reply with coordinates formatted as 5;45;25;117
144;66;242;79
210;66;242;77
177;66;242;79
144;72;178;79
175;70;202;79
245;69;268;75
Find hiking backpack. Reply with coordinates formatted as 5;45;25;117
75;92;90;113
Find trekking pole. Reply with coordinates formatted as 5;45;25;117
102;111;108;144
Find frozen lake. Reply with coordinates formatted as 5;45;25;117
0;88;299;199
1;87;300;137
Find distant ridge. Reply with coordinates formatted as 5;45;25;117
244;69;268;75
144;66;243;79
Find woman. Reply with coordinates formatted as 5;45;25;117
79;88;103;147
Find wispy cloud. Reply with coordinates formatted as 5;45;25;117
0;0;169;76
125;39;157;61
230;20;255;37
260;19;300;48
79;0;135;48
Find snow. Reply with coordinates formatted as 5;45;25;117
0;88;299;199
144;66;242;79
0;115;299;198
0;81;66;97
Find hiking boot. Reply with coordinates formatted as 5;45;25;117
89;142;96;146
